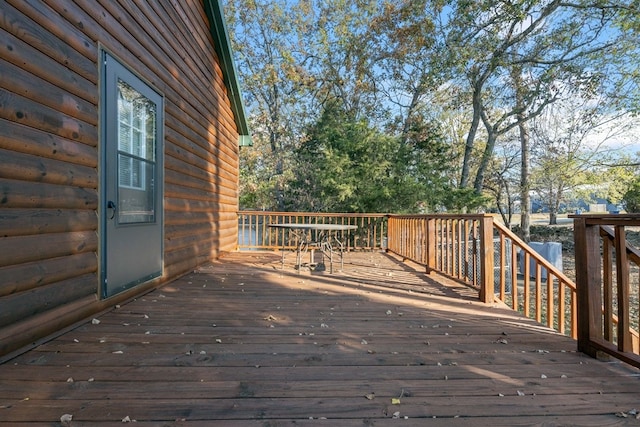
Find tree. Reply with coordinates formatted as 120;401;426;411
225;0;312;209
227;0;640;216
484;137;521;227
368;1;442;137
288;101;454;212
623;177;640;213
529;98;635;224
440;0;636;196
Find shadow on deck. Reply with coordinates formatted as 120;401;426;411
0;251;638;426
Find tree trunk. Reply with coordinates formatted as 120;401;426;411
473;124;496;194
546;183;558;225
511;62;531;242
460;84;482;189
518;113;531;243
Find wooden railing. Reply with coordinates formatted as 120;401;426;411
492;222;577;338
386;214;495;303
236;211;639;367
573;215;640;368
237;211;387;251
386;215;577;338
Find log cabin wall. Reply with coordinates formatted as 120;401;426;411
0;0;240;359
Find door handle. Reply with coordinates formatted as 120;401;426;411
107;200;117;220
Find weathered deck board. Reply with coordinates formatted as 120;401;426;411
0;251;638;425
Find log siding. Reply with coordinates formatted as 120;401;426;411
0;0;242;359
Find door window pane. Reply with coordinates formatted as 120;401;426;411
117;79;157;224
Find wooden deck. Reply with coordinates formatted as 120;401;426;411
0;251;638;426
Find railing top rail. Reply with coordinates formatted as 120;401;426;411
569;214;640;226
239;211;388;218
388;213;494;219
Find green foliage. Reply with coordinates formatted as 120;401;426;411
227;0;640;214
286;102;454;213
623;176;640;213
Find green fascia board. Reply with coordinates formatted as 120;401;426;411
203;0;252;146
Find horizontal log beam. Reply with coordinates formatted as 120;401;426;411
0;252;97;297
0;58;97;125
0;89;97;147
0;178;98;209
0;119;98;168
165;170;237;200
0;230;97;268
0;148;97;188
0;208;97;237
0;9;97;97
165;197;237;214
165;182;237;206
165;209;236;227
0;273;97;329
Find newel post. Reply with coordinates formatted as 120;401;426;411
385;215;394;253
425;217;436;274
478;215;494;303
573;216;602;358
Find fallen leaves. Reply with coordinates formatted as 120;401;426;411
616;409;640;419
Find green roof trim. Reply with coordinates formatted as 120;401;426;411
203;0;252;146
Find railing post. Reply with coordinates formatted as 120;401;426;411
426;217;436;274
574;217;602;358
478;216;494;303
386;215;395;254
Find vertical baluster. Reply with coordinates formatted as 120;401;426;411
464;220;471;286
438;218;444;272
614;225;632;353
499;234;507;300
511;240;518;309
249;213;254;248
571;290;577;339
448;218;453;274
534;263;542;322
558;276;566;335
546;274;554;330
523;255;531;317
421;217;427;265
479;216;494;303
603;235;614;343
411;218;420;261
470;220;478;287
456;219;462;279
